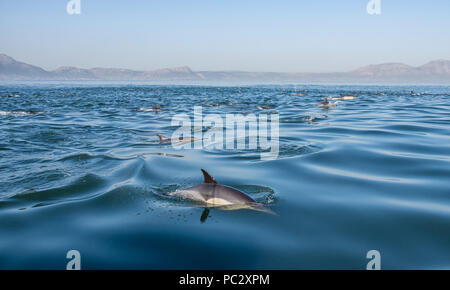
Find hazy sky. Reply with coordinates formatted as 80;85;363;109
1;0;449;72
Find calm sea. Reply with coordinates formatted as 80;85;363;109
0;84;449;269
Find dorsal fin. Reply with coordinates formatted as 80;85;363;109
157;134;167;142
201;169;218;184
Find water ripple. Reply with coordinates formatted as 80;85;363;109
0;84;449;269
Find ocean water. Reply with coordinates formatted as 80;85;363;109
0;84;449;269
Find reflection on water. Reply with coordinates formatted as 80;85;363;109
0;84;449;269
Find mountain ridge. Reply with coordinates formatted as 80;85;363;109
1;53;449;83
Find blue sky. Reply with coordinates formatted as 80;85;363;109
0;0;449;72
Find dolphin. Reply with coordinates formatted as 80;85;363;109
169;169;275;215
204;103;220;107
157;134;201;144
140;104;167;112
317;97;330;107
410;91;420;96
330;94;356;100
256;104;271;110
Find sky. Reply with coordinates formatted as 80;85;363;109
0;0;449;72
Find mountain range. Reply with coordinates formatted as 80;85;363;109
1;53;449;84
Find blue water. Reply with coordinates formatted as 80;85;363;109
0;84;449;269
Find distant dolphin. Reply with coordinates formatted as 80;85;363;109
157;134;200;144
294;90;307;96
330;94;356;100
169;169;275;215
204;103;220;107
256;104;271;110
140;104;166;112
317;97;331;107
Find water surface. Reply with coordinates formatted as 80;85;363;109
0;84;449;269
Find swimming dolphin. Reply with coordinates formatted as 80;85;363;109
318;97;339;108
330;93;356;100
140;104;165;112
317;97;330;107
157;134;200;144
204;103;220;107
169;169;275;214
256;104;271;110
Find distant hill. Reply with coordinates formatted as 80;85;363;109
418;59;450;75
0;54;52;79
1;53;449;83
50;65;202;81
347;60;450;82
